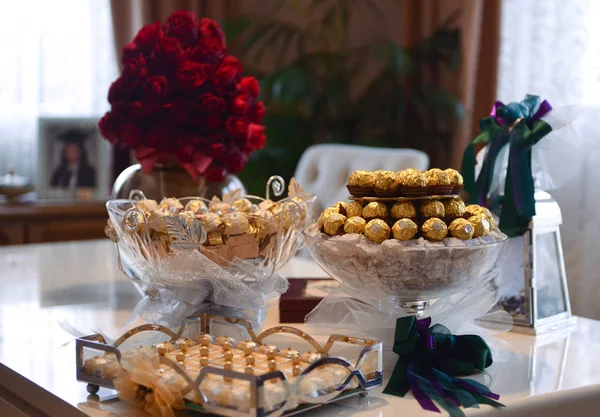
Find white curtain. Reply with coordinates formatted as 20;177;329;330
498;0;600;320
0;0;116;182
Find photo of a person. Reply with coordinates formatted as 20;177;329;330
50;130;97;188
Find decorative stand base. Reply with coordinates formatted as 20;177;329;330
399;300;430;317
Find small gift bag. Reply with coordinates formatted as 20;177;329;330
461;95;585;333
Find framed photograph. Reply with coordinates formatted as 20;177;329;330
37;117;110;200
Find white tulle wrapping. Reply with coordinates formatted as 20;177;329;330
477;105;588;199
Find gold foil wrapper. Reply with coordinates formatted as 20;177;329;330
364;219;391;243
362;202;388;220
207;230;224;246
424;168;451;186
419;200;445;218
199;212;222;233
398;170;426;187
374;170;398;193
178;210;196;227
444;168;464;187
421;217;448;241
448;218;474;240
468;214;491;237
332;201;348;216
136;199;158;215
344;216;367;234
231;198;252;213
318;207;341;229
222;212;251;236
392;218;418;241
443;197;466;219
345;201;363;217
323;213;347;236
465;204;482;218
390;202;416;219
253;209;276;239
159;198;184;214
259;199;276;211
185;199;208;214
210;202;230;214
348;170;375;188
478;207;497;230
148;208;172;233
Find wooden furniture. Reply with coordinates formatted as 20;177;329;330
0;201;107;245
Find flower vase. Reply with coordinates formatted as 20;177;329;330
112;164;245;200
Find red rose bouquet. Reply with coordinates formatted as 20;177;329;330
99;11;266;182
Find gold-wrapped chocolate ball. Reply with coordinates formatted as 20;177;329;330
344;216;367;234
448;218;474;240
318;207;340;230
348;170;375;189
345;201;363;218
398;170;427;187
331;201;348;216
421;217;448;241
362;202;388;220
253;209;276;239
147;208;172;233
468;214;490;238
136;199;158;215
231;198;252;213
323;213;347;236
199;212;222;233
374;170;398;195
390;201;417;220
444;168;464;191
185;199;208;214
364;219;391;243
159;198;184;214
222;212;251;236
178;210;196;226
392;218;418;241
443;197;466;219
419;200;445;218
477;207;497;230
465;204;482;218
424;169;451;186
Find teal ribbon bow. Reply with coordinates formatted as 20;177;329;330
460;95;553;237
383;317;504;416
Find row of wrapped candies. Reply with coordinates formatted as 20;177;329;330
317;199;496;243
130;196;300;265
347;168;463;197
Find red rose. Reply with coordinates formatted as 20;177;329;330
98;112;117;143
165;11;198;44
155;35;183;63
118;122;142;147
214;56;242;86
133;22;162;53
246;123;266;151
203;163;226;182
226;116;249;140
108;77;129;104
169;100;193;123
121;42;139;65
177;60;206;89
238;76;260;98
123;53;147;78
227;148;248;172
197;18;226;57
145;118;171;147
252;101;266;122
233;94;250;115
198;93;225;127
130;100;159;118
143;76;168;100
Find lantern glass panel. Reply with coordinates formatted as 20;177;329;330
534;232;567;320
496;234;531;325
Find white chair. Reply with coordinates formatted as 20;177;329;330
294;144;429;212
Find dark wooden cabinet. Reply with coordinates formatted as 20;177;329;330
0;201;108;245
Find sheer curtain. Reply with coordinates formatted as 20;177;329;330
497;0;600;319
0;0;117;182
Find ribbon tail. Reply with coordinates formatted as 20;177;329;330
382;358;411;397
461;143;477;198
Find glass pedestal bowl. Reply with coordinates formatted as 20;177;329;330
303;225;508;316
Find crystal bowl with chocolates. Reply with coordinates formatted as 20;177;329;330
304;168;507;315
106;177;316;326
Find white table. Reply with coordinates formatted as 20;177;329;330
1;240;599;417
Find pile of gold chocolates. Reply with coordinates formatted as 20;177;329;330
347;168;463;197
317;196;497;244
129;194;305;267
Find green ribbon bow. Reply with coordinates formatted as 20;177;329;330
383;317;504;416
460;95;553;237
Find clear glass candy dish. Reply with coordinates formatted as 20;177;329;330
303;224;508;315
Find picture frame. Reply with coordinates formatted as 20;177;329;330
37;117;110;200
